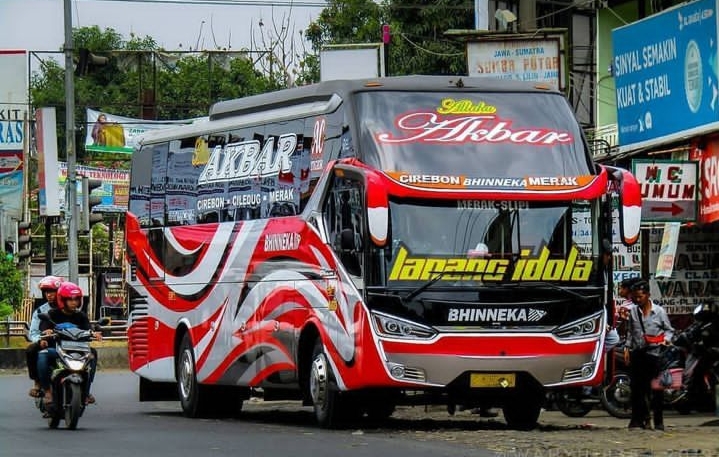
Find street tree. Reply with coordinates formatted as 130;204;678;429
0;253;25;319
302;0;472;80
30;25;278;158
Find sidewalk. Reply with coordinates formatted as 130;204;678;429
536;408;719;429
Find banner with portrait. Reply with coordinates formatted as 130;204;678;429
84;108;198;154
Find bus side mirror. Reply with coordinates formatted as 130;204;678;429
366;174;389;247
604;165;642;246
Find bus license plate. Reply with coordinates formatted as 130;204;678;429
470;373;516;388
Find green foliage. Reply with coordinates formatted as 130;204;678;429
304;0;385;49
29;26;278;161
303;0;471;79
0;253;25;318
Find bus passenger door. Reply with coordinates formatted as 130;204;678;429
147;143;167;284
323;174;365;289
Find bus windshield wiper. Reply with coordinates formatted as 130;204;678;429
402;270;483;302
508;281;591;302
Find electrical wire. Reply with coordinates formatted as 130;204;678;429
82;0;327;6
399;33;464;58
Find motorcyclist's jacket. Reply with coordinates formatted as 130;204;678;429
28;302;52;343
39;308;91;348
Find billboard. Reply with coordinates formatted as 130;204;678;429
612;0;719;152
320;45;383;81
36;108;61;217
467;37;565;91
0;50;27;153
0;49;27;248
85;108;194;154
58;163;130;213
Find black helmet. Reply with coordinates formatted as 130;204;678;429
619;277;640;289
631;280;650;293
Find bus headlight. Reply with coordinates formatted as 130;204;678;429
553;312;603;339
371;311;436;340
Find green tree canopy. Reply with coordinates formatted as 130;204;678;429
303;0;472;79
30;26;278;160
0;254;25;319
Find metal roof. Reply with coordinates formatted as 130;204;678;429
209;75;561;120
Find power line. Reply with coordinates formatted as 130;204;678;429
82;0;328;6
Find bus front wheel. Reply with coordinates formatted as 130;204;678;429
309;339;344;428
502;390;543;430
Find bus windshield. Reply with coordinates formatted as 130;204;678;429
372;199;599;288
355;91;594;181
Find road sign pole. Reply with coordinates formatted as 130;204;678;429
64;0;78;283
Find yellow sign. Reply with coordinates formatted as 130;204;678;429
388;245;592;282
437;98;497;115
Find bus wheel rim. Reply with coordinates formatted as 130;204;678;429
179;349;194;400
310;353;328;409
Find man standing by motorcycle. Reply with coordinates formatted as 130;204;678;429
37;282;102;407
25;276;63;398
624;280;674;430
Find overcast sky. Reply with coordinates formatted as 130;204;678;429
2;0;325;54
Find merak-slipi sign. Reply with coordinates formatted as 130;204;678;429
632;159;698;222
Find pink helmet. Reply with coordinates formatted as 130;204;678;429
56;281;83;311
38;275;63;292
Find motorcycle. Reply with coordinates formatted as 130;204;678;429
550;344;633;418
553;304;683;420
550;311;633;418
35;315;108;429
670;302;719;415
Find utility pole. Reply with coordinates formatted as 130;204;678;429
64;0;78;283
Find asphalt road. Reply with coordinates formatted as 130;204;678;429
0;371;492;457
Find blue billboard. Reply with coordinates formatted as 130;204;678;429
612;0;719;152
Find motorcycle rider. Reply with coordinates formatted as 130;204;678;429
37;282;102;407
624;280;674;430
25;275;63;398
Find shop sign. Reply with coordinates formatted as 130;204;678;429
467;38;564;90
632;159;698;222
612;0;719;153
648;225;719;316
689;138;719;223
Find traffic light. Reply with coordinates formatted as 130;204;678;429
75;48;109;77
81;176;104;233
16;221;32;262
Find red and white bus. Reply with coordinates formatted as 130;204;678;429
126;76;641;429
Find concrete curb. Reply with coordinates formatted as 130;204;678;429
0;347;129;370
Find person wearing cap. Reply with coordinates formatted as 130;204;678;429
624;280;674;430
614;277;641;334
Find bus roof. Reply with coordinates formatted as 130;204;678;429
135;75;562;147
209;75;560;121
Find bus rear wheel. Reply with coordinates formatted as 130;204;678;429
178;333;211;417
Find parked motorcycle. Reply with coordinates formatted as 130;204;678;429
35;315;108;429
670;302;719;415
551;308;634;419
554;304;682;419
